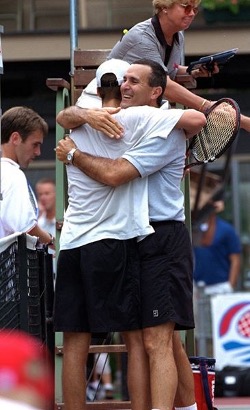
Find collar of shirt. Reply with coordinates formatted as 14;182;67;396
151;14;180;48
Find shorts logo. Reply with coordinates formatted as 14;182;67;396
153;310;159;317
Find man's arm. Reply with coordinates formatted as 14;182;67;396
55;109;206;185
74;151;139;186
174;109;206;139
56;106;124;138
56;137;139;187
28;225;55;249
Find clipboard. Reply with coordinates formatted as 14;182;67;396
186;48;238;74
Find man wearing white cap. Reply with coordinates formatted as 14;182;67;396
55;59;206;410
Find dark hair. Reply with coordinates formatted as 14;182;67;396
132;59;167;107
1;106;48;144
98;73;122;101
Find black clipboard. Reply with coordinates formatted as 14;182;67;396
186;48;238;74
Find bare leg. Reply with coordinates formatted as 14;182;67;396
143;322;177;410
173;332;196;408
122;330;151;410
63;331;91;410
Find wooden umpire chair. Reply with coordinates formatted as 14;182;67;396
46;49;197;410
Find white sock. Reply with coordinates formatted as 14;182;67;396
175;404;197;410
104;383;113;391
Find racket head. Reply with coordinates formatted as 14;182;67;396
190;98;240;164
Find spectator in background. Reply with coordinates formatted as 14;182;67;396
0;106;55;249
193;200;241;295
87;350;114;401
35;178;56;276
35;178;56;239
193;200;241;357
0;329;54;410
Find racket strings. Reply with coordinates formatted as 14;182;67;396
192;104;237;162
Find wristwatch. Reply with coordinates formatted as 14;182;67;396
67;148;77;165
47;233;55;246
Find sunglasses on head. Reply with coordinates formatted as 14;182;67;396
179;3;199;15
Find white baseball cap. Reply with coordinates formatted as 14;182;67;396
96;59;130;87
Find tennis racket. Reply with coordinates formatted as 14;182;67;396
185;98;240;172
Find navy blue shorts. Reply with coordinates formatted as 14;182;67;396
138;221;195;330
53;238;141;333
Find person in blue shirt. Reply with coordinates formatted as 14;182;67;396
193;200;241;295
193;200;241;358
